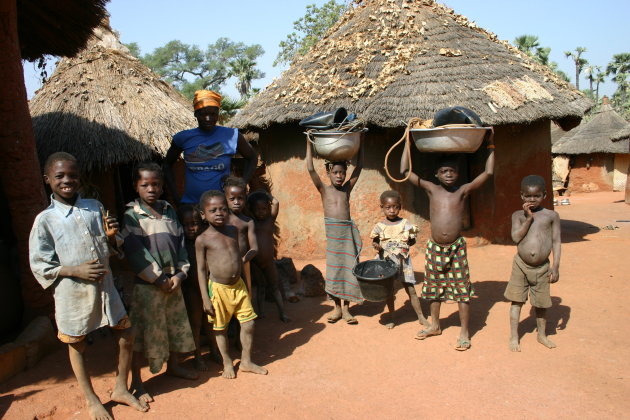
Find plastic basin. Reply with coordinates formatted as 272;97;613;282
353;259;398;302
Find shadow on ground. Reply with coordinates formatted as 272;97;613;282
561;219;600;243
518;296;571;339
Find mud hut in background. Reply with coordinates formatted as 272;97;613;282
553;99;629;193
0;0;109;331
30;22;196;217
230;0;591;258
612;125;630;203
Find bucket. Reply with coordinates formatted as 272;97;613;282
353;259;398;302
308;129;365;161
299;108;348;130
410;125;491;153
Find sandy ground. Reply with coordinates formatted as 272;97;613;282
1;191;629;419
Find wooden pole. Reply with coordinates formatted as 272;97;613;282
0;0;52;319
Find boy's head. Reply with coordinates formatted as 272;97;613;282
224;176;248;215
247;190;271;221
520;175;546;210
435;157;459;187
133;162;163;206
325;161;348;188
43;152;80;203
178;204;203;240
199;190;229;227
380;190;402;220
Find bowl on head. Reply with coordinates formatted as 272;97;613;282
410;125;491;153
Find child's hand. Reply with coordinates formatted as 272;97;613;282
203;300;215;317
75;259;106;281
522;202;534;218
549;268;559;283
158;277;172;293
101;208;119;238
372;242;382;252
169;276;183;292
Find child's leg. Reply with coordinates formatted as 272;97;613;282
238;320;268;375
185;288;209;371
341;300;358;324
130;351;153;403
67;340;112;420
110;329;148;412
214;329;236;379
327;295;343;323
251;263;266;318
535;307;556;349
415;300;442;339
509;302;523;352
204;318;222;364
454;302;471;351
403;284;430;327
383;296;395;329
260;261;290;322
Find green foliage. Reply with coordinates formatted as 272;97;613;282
274;0;347;66
513;34;568;83
564;47;588;90
124;42;141;58
607;53;630;118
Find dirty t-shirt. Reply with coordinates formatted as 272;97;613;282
172;126;238;204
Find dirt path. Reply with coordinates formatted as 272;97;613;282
1;192;629;419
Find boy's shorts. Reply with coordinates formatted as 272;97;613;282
504;254;552;308
209;278;257;330
57;315;131;344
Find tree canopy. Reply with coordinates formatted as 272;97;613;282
513;34;569;82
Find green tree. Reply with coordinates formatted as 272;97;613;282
229;57;265;99
583;65;601;96
124;42;141;58
607;53;630;116
594;69;606;104
564;47;588;90
513;34;568;82
514;35;540;56
274;0;347;66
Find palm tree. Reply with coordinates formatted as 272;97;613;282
607;53;630;108
564;47;588;90
219;95;247;123
229;57;264;99
583;65;601;96
594;70;606;104
514;35;540;56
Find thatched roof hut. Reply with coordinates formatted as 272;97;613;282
232;0;590;130
552;103;630;155
612;125;630;142
30;23;196;173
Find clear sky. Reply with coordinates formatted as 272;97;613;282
22;0;630;100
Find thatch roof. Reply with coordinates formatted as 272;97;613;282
551;122;570;145
552;103;630;155
17;0;108;60
30;24;196;173
231;0;591;130
612;125;630;142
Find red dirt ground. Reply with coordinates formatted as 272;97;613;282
1;191;629;419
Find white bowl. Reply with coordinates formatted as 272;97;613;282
410;126;491;153
309;129;366;161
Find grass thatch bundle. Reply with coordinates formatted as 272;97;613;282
552;104;630;155
612;125;630;142
30;24;196;173
17;0;108;60
231;0;591;130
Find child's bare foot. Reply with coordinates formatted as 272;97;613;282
341;308;358;324
327;306;342;323
383;314;395;329
537;335;556;349
110;389;149;412
130;382;153;404
222;363;236;379
240;361;268;375
280;313;291;322
414;328;441;340
194;356;210;371
166;363;199;380
87;398;112;420
509;337;521;352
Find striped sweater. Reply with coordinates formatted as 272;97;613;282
121;199;189;285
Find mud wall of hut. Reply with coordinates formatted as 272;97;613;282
568;153;614;193
257;119;553;258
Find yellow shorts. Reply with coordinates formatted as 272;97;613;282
57;315;131;344
209;278;257;330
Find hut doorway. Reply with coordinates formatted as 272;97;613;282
0;183;23;342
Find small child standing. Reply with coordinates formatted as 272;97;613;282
29;152;147;419
196;191;267;378
370;190;430;330
121;162;197;404
247;191;290;322
178;204;219;370
306;137;365;324
400;133;494;350
505;175;561;352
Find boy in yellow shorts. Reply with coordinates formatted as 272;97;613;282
195;190;267;379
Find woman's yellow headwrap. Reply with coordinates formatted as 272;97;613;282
193;90;222;110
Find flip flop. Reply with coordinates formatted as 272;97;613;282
344;316;358;325
327;316;341;324
414;329;442;340
455;338;471;351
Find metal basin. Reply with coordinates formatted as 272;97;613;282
410;126;491;153
353;259;397;302
309;129;365;161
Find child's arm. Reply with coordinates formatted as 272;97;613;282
163;142;184;205
306;137;324;192
270;196;279;220
400;141;433;191
346;136;364;192
237;132;259;183
170;213;190;292
195;236;215;317
549;211;561;283
243;219;258;264
461;129;495;195
511;206;533;243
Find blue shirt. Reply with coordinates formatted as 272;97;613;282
172;126;238;204
29;196;127;337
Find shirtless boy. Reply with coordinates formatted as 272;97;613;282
306;137;364;324
224;176;258;293
505;175;561;351
247;191;290;322
400;133;494;350
196;191;267;378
